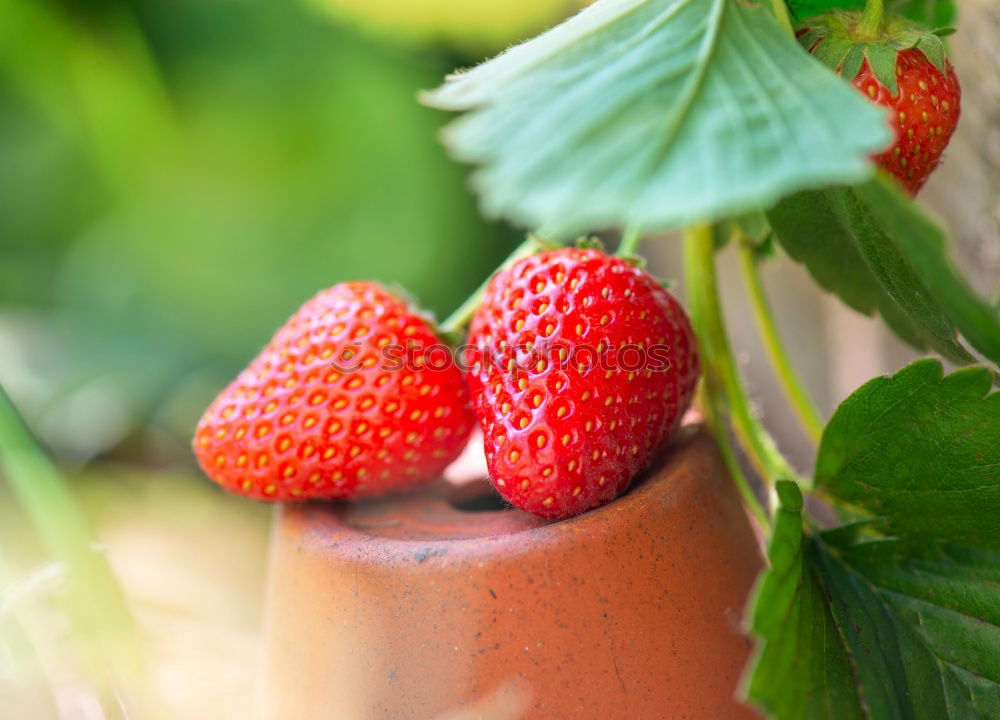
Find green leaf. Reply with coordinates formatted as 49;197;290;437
768;177;1000;367
744;481;865;719
423;0;890;237
816;359;1000;549
853;180;1000;366
813;538;1000;719
745;363;1000;718
787;1;956;27
732;210;771;244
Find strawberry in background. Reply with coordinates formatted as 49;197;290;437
798;2;960;194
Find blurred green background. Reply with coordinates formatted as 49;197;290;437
0;0;541;466
0;0;575;716
1;0;996;717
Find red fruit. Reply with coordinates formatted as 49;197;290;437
193;283;474;502
850;51;960;195
466;248;699;520
799;12;960;195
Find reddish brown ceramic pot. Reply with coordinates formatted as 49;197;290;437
261;426;763;719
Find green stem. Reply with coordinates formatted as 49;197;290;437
697;383;771;531
737;240;825;446
683;225;800;494
768;0;795;36
684;226;775;529
617;224;643;257
440;235;550;334
857;0;885;39
0;383;152;713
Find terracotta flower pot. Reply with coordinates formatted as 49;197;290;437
261;426;763;719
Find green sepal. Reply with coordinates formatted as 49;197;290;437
574;236;605;251
865;43;899;95
840;43;865;81
916;33;947;74
814;33;854;69
798;10;954;97
932;27;956;37
796;27;828;51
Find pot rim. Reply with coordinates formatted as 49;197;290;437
282;424;713;565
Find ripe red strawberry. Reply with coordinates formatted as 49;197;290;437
850;51;959;194
193;283;474;502
799;10;960;195
466;248;699;520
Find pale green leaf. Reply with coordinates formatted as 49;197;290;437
423;0;890;236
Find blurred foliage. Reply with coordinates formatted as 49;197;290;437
308;0;579;51
0;0;524;462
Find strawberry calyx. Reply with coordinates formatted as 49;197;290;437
798;11;953;96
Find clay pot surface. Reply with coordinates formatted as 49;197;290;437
261;426;763;719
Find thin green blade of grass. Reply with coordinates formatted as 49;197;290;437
0;383;156;716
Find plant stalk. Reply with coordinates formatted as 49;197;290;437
737;240;825;445
697;382;771;532
617;224;643;257
0;383;152;715
683;226;801;492
857;0;886;39
683;225;777;529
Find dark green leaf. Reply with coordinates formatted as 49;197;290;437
768;177;1000;367
423;0;890;237
767;184;956;357
853;180;1000;366
744;481;865;719
816;359;1000;549
746;363;1000;718
814;538;1000;719
892;30;924;50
